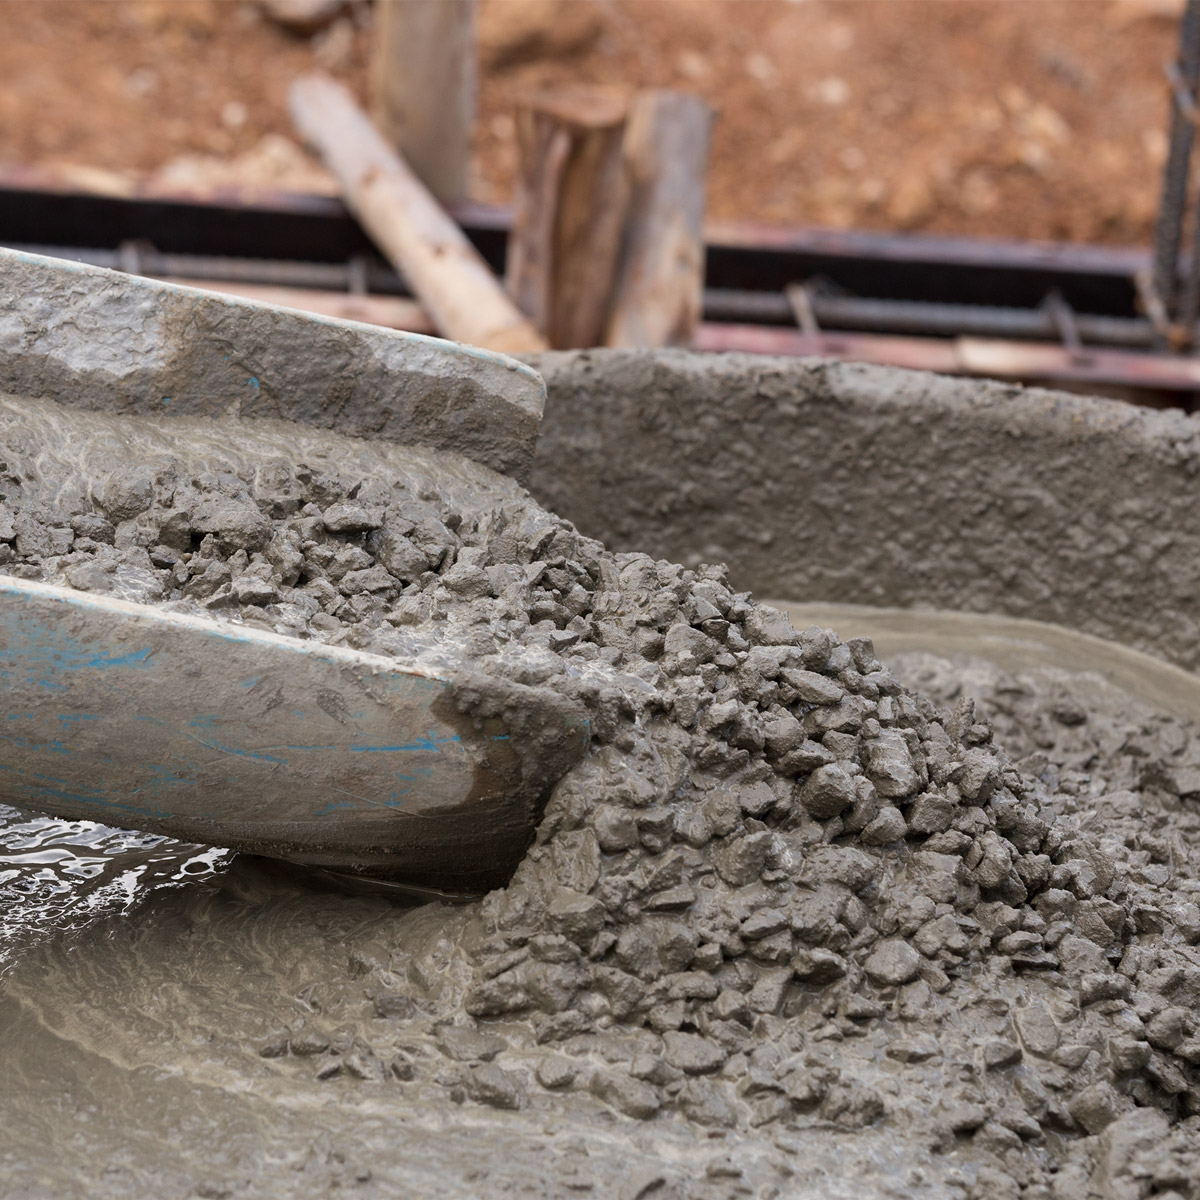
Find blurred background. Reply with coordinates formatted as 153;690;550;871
7;0;1200;405
0;0;1181;243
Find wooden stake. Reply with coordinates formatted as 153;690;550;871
371;0;476;207
606;90;712;348
506;86;631;349
290;72;547;354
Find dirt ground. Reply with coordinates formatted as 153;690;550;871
0;0;1187;244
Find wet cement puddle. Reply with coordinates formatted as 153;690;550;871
1;605;1197;1199
768;603;1200;727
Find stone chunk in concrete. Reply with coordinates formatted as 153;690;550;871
589;1070;660;1119
662;1031;726;1075
546;887;606;943
860;806;907;846
614;918;698;980
799;764;857;819
907;791;956;835
780;668;843;705
1012;1005;1060;1057
1066;1081;1123;1134
713;831;772;886
863;939;922;986
436;1026;508;1063
464;1063;527;1110
864;730;919;798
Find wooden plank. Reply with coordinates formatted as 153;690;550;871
606;90;712;348
371;0;476;207
290;72;547;353
506;86;631;349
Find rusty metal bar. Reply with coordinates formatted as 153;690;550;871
1167;57;1200;126
1176;0;1200;347
1042;289;1082;352
14;241;1154;349
694;323;1200;394
1179;203;1200;344
12;242;411;295
703;288;1155;348
13;243;1161;350
0;175;1151;316
783;282;821;335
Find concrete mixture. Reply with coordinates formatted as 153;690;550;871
0;353;1198;1200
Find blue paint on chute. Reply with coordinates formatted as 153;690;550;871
0;568;586;888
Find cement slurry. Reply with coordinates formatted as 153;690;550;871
1;609;1197;1198
0;388;1198;1197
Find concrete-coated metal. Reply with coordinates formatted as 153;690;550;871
0;575;588;892
0;247;545;482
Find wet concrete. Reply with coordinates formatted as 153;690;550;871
768;603;1200;730
527;350;1200;672
3;352;1200;1199
2;601;1198;1200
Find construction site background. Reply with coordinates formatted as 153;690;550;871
0;0;1184;245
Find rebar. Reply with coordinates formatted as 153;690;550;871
703;289;1155;348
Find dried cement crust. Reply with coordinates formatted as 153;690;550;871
527;350;1200;671
0;247;546;481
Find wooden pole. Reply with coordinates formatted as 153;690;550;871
290;72;547;354
606;91;712;348
371;0;476;207
506;86;631;349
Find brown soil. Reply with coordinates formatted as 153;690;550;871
0;0;1184;244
